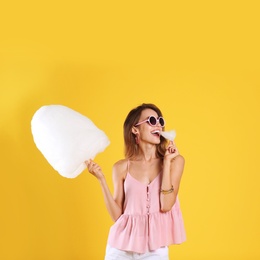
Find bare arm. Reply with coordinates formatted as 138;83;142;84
86;160;125;222
160;142;185;212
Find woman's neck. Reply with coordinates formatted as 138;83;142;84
135;144;158;162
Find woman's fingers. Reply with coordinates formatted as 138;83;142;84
167;141;176;153
85;159;95;171
85;160;103;180
86;160;101;175
165;141;180;159
168;147;176;154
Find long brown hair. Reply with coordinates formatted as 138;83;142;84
123;103;167;159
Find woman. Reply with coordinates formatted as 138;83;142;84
86;103;186;259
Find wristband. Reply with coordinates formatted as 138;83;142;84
160;185;174;195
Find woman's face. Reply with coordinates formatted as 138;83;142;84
136;108;163;145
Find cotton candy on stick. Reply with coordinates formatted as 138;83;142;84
31;105;110;178
160;130;176;141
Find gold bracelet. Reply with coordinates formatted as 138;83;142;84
160;186;174;195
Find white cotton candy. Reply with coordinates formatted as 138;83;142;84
160;130;176;141
31;105;110;178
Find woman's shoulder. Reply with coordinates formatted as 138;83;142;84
171;155;185;172
112;159;128;179
113;158;128;168
174;155;185;164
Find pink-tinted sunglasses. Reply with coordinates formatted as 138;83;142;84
135;115;165;127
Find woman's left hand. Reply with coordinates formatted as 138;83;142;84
164;141;179;161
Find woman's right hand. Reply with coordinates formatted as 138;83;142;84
85;159;104;180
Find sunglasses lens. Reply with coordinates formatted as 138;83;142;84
149;116;157;125
159;117;165;127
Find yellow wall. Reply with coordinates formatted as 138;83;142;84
1;1;259;259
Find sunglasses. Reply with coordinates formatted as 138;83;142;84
135;115;165;127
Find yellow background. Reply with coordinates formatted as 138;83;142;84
1;1;259;259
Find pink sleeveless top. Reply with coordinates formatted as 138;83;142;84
107;161;186;254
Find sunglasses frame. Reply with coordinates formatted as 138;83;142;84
135;115;165;127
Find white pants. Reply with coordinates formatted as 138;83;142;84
105;244;169;260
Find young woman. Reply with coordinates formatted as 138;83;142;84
86;103;186;259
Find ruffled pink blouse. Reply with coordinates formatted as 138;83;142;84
107;163;186;254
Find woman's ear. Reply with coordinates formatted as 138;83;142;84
132;127;138;135
132;127;140;145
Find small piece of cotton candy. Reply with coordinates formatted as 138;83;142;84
160;130;176;141
31;105;110;178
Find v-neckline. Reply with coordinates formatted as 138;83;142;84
127;171;161;186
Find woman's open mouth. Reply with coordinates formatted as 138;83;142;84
151;130;161;137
